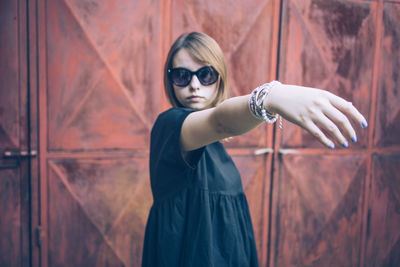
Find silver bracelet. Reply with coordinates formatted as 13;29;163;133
248;81;281;124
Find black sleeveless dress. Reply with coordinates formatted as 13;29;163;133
142;108;258;267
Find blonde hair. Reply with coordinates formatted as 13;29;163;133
164;32;229;108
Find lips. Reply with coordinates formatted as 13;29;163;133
186;95;203;101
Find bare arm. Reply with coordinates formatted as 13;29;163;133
181;95;262;152
181;83;367;152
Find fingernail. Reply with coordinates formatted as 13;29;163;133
329;144;335;149
351;136;357;143
342;141;349;148
362;120;368;128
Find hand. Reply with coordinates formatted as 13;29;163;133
264;83;368;148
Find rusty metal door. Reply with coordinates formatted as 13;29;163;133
35;0;163;266
2;0;399;266
270;0;400;266
34;0;282;266
0;1;33;266
34;0;281;266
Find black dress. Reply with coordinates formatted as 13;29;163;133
142;108;259;267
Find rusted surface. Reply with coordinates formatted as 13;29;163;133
231;152;272;257
0;0;19;150
279;0;375;149
2;0;399;266
273;0;400;267
364;4;400;266
366;154;400;266
46;0;162;151
47;157;151;266
0;0;29;266
271;154;367;266
43;0;161;265
374;3;400;147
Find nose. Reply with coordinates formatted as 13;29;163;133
189;74;201;90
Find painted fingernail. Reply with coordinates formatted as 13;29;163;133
342;141;349;148
351;136;357;143
329;144;335;149
362;120;368;128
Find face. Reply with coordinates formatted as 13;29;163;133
171;48;218;110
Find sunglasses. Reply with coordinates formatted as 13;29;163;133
168;66;219;87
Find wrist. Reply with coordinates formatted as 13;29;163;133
262;81;282;114
248;81;280;124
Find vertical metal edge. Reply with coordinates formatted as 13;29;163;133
26;0;41;265
36;0;49;266
18;0;32;265
359;1;383;267
160;0;173;112
264;1;284;266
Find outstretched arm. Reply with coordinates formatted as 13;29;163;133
180;83;367;152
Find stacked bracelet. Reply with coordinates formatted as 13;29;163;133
248;80;282;126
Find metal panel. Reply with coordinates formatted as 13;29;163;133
270;154;366;266
47;157;151;266
278;0;375;149
0;0;30;266
271;0;386;266
373;3;400;147
365;2;400;266
366;154;400;266
41;0;162;266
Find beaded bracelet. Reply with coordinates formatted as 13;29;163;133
248;81;282;128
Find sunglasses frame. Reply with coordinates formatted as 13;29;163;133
168;66;219;87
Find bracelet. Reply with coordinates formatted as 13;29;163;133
248;81;282;128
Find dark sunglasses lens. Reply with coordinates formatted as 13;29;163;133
171;69;191;86
197;67;218;85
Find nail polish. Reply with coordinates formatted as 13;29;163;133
362;120;368;128
329;144;335;149
342;141;349;148
351;136;357;143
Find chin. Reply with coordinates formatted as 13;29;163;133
187;104;205;110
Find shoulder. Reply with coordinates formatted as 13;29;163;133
152;108;194;131
157;107;194;121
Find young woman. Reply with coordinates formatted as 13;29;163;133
141;32;367;267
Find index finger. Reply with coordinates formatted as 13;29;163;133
326;92;368;128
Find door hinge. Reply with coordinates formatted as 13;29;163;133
36;225;42;247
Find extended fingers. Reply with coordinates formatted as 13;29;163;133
313;113;349;147
303;119;335;148
322;105;357;143
326;92;368;127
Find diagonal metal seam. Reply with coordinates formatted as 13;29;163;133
289;1;372;91
48;160;125;263
99;2;155;62
228;0;270;57
321;157;365;228
52;69;105;144
238;156;264;190
293;155;366;256
281;154;363;226
105;174;148;237
227;0;279;97
381;236;400;265
63;0;151;130
290;1;337;75
279;159;323;223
